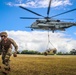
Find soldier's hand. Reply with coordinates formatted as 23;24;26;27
13;52;17;57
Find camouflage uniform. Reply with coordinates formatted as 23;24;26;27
0;32;18;72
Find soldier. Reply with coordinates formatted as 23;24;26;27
0;32;18;74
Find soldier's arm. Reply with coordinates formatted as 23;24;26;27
9;38;18;53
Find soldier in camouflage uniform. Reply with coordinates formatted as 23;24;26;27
0;32;18;73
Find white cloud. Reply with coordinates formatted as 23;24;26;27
4;30;76;53
6;0;72;8
6;2;14;6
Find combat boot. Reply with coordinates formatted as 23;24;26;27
2;67;10;75
2;71;8;75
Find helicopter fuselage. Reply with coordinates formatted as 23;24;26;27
31;19;76;32
19;0;76;32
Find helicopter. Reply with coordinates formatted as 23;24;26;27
19;0;76;33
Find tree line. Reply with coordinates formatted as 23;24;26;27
17;50;41;55
17;49;76;55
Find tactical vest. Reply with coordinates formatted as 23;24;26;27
0;38;12;52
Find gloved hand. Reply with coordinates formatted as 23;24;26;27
13;52;17;57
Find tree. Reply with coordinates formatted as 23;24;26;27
21;50;28;54
70;49;76;55
57;52;63;55
21;50;41;54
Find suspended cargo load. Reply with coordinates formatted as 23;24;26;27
44;31;57;56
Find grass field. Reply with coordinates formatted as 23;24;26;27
0;55;76;75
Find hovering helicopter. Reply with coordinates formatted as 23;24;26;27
19;0;76;32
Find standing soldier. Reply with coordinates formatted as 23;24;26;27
0;32;18;74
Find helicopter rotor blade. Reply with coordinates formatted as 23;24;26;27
59;19;74;20
51;8;76;18
20;17;42;19
54;18;74;20
20;17;74;20
19;6;45;18
47;0;52;17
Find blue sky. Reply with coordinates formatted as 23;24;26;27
0;0;76;52
0;0;76;31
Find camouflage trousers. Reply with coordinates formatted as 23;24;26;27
1;48;12;71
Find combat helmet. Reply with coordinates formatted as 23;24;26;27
0;32;8;37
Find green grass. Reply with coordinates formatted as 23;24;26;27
0;55;76;75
